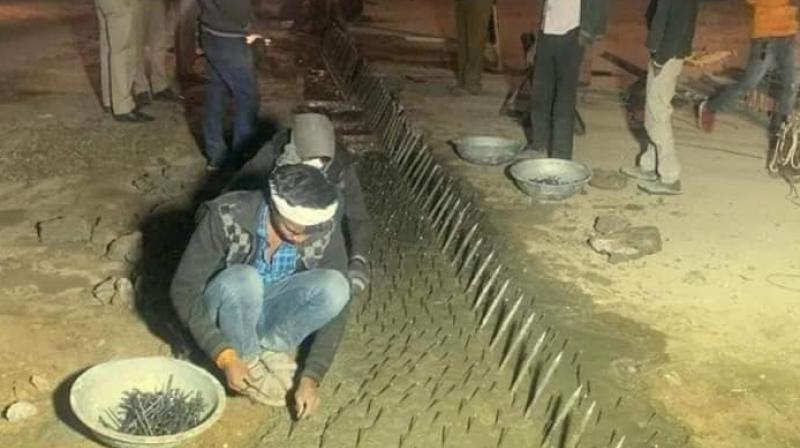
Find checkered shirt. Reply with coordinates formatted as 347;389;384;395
252;202;299;285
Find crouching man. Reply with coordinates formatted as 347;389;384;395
170;163;351;418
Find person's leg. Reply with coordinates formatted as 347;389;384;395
550;30;584;160
202;265;265;359
529;33;556;152
256;269;350;353
95;5;111;109
454;0;467;87
462;0;493;93
131;0;150;96
708;39;774;113
227;40;260;158
774;36;796;119
147;0;171;93
176;0;199;78
96;0;138;114
200;31;232;167
643;58;684;185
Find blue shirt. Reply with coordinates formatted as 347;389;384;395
252;202;299;286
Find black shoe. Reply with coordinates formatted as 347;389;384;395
152;88;184;102
134;92;152;107
113;109;154;123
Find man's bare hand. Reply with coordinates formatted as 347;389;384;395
222;357;250;392
294;376;320;419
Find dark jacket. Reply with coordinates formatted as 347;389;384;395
229;129;374;264
169;190;350;383
198;0;252;36
580;0;611;42
646;0;700;65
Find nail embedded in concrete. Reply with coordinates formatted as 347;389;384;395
490;293;524;349
525;351;564;418
500;311;537;370
480;279;511;329
473;264;502;311
466;249;496;292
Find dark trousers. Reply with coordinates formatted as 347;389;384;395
455;0;493;93
529;28;584;160
708;36;795;118
200;31;260;167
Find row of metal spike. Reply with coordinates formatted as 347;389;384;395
319;23;668;448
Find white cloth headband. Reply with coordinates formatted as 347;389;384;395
271;194;337;227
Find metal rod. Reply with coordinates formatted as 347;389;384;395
457;237;484;277
442;206;468;253
451;222;479;267
499;311;537;370
479;280;511;329
473;264;502;311
466;249;495;292
569;400;596;448
509;331;547;395
489;294;524;349
525;351;564;418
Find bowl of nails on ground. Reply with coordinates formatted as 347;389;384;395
450;136;526;165
69;357;226;448
508;158;593;202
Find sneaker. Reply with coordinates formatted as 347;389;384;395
697;100;715;133
260;351;297;391
620;166;657;181
241;355;292;406
637;179;682;195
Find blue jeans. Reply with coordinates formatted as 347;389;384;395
203;265;350;359
200;31;260;167
708;37;796;118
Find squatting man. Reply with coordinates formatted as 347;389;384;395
171;164;359;417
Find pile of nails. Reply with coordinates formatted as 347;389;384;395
99;376;206;436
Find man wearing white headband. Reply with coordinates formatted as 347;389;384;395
171;164;351;418
230;112;373;297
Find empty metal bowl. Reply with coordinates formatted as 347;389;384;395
451;136;525;165
508;158;592;201
70;357;226;448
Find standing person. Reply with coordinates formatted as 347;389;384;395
454;0;494;95
198;0;263;171
133;0;183;106
94;0;154;122
171;164;352;415
698;0;798;134
528;0;584;160
577;0;611;88
175;0;200;80
621;0;699;195
230;113;374;295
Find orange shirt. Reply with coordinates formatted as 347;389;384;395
748;0;799;38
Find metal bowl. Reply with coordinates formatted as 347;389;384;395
508;158;592;202
451;136;525;165
70;357;226;448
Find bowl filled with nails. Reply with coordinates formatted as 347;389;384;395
508;158;592;202
69;357;226;448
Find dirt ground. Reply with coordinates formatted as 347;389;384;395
0;0;799;447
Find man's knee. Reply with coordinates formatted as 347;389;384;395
206;264;263;307
310;269;351;315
